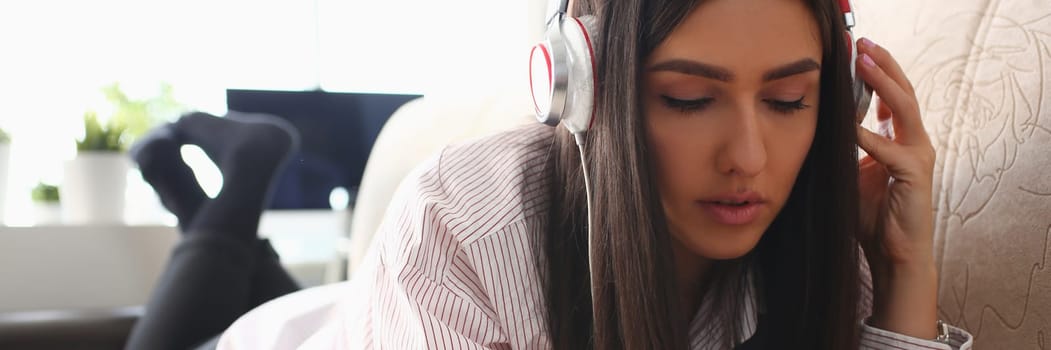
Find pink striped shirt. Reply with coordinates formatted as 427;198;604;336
221;124;973;349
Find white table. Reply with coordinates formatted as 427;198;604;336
0;209;350;313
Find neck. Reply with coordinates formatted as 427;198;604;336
671;239;714;324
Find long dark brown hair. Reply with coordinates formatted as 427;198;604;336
533;0;862;348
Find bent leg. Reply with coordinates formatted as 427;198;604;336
125;235;254;350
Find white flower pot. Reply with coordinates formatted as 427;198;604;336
33;202;62;225
61;152;130;224
0;143;9;223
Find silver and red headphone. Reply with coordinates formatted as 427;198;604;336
529;0;597;138
528;0;872;133
842;0;873;119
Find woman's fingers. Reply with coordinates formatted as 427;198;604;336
855;44;928;146
857;123;936;184
857;38;915;97
858;154;889;199
856;125;906;175
857;125;894;164
857;153;889;239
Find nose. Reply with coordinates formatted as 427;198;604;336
715;106;767;177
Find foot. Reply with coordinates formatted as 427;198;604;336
129;123;208;231
174;112;300;240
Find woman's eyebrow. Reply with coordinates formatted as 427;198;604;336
646;58;821;82
648;59;733;81
763;58;820;81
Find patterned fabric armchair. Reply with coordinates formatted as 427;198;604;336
856;0;1050;347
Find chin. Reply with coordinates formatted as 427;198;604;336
678;225;767;260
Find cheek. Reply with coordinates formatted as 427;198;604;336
765;113;818;199
767;123;820;239
644;110;715;201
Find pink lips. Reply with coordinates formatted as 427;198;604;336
697;192;766;225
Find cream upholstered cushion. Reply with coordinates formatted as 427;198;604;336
855;0;1051;347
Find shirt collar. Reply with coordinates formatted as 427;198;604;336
687;265;761;349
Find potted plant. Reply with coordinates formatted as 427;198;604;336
0;127;9;222
101;82;184;145
60;83;185;224
31;182;61;224
60;111;129;224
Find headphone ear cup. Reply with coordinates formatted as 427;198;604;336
529;14;598;133
530;18;570;126
530;42;557;125
559;15;598;134
846;30;872;121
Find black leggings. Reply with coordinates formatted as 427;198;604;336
124;235;301;350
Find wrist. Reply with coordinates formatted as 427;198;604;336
887;257;937;279
866;250;936;288
869;261;939;339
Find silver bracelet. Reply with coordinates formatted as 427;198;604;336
934;320;951;344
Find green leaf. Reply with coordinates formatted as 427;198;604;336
102;82;186;146
79;83;186;152
77;111;123;152
31;182;60;203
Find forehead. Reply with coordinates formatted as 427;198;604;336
648;0;823;75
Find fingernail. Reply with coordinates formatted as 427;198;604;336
860;37;876;49
861;53;876;68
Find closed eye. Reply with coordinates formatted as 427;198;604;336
661;96;714;113
764;96;809;114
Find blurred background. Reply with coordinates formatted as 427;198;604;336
0;0;556;321
0;0;551;226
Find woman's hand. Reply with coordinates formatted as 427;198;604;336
853;37;939;340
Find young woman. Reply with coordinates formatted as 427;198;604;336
131;0;975;348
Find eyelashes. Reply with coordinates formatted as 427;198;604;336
765;96;810;114
661;96;714;113
660;95;811;114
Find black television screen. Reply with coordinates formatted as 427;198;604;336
226;89;421;210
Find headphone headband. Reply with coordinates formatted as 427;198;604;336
840;0;857;28
558;0;569;16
